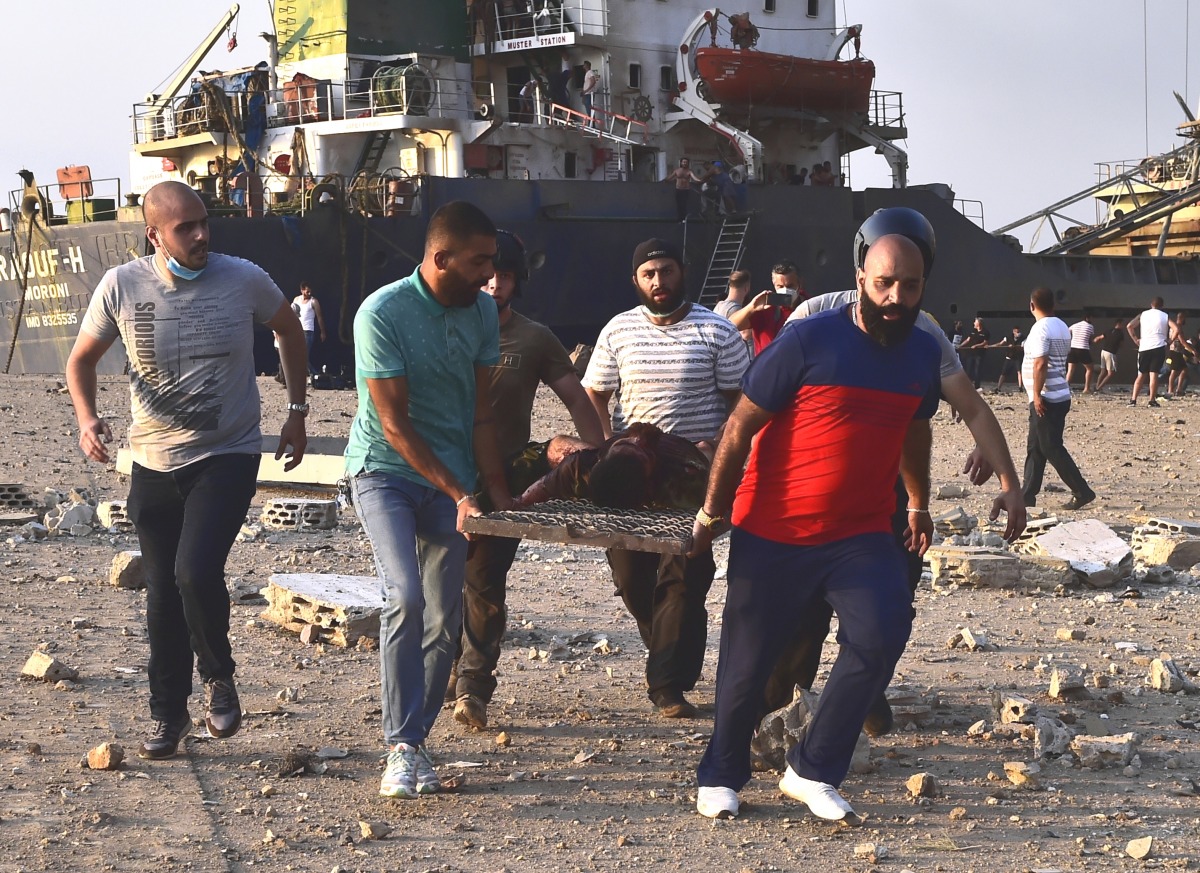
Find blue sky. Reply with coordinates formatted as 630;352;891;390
3;0;1196;245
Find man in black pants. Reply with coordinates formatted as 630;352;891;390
449;231;604;730
67;181;310;759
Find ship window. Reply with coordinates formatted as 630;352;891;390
659;66;674;91
764;0;776;11
806;0;818;16
629;63;641;89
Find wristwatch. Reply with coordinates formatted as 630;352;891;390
286;401;310;415
696;507;724;530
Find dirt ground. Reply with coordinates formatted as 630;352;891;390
1;373;1199;873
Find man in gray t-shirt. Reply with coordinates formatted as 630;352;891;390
67;181;309;760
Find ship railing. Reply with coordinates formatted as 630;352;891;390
1098;153;1199;188
954;198;986;230
135;83;339;144
542;99;647;144
5;176;124;227
468;0;608;52
866;90;904;130
355;68;495;120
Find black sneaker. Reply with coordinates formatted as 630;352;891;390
1062;492;1096;511
1149;399;1161;408
204;678;242;739
1128;400;1137;406
139;712;192;759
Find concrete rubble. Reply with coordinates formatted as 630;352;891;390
262;573;384;646
1025;519;1133;588
21;650;79;682
993;692;1039;725
1126;836;1154;861
260;498;338;531
43;489;98;537
96;500;134;531
1048;665;1088;700
109;551;146;590
1149;656;1197;694
750;687;870;774
1003;760;1041;788
927;545;1074;591
905;772;938;797
1131;517;1200;569
947;626;991;651
1032;716;1076;759
86;742;124;771
932;506;976;537
1070;732;1140;769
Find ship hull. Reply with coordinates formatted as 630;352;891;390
3;180;1198;384
693;48;875;112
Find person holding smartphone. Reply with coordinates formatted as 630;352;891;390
727;260;805;354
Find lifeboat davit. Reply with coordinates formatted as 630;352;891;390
693;48;875;113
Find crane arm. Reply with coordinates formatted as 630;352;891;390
149;3;241;113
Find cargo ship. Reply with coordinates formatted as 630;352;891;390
4;1;1200;379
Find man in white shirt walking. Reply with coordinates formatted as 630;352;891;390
292;282;327;376
1022;287;1094;510
1127;296;1178;407
1066;315;1095;394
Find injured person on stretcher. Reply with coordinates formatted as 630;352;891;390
511;422;711;510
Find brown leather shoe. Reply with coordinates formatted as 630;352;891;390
652;689;698;719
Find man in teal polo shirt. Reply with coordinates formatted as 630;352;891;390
345;201;513;800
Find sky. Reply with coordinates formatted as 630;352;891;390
3;0;1197;248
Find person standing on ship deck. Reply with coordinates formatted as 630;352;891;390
665;157;695;222
292;282;327;377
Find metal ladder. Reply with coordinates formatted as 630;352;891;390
354;130;393;176
698;215;751;308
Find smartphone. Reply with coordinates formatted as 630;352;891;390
765;291;793;307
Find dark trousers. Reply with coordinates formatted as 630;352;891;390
454;534;521;702
606;547;717;699
304;329;316;375
674;188;690;222
1022;398;1091;503
761;479;920;713
126;453;259;721
964;353;983;389
697;530;912;791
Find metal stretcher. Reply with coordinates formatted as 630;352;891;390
462;499;696;554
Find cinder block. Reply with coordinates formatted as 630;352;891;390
262;573;382;646
260;498;338;531
97;500;134;531
0;484;37;511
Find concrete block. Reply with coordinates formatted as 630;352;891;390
1142;517;1200;536
109;551;145;590
1071;732;1139;769
1131;527;1200;569
1049;665;1087;699
262;573;383;647
994;692;1039;724
932;505;976;536
96;500;133;531
21;651;79;682
1010;516;1062;555
1015;554;1077;589
1150;657;1196;693
928;546;1021;589
0;483;38;511
1033;716;1076;758
1027;519;1133;588
44;501;96;534
260;498;338;531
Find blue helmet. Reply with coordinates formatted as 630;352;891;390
853;207;936;278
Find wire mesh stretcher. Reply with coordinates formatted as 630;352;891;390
461;499;696;555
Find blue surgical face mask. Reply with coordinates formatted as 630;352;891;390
159;238;206;280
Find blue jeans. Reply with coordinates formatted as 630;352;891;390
352;471;467;746
303;329;316;375
697;529;912;791
126;453;259;721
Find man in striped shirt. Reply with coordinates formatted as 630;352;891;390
1021;287;1095;511
584;238;750;718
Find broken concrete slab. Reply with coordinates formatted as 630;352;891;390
1010;516;1062;555
21;651;79;682
994;692;1039;724
1026;519;1133;588
1150;657;1197;694
109;551;145;590
1004;760;1041;788
260;498;338;531
1071;732;1140;769
1049;665;1088;700
1131;528;1200;570
948;627;991;651
1033;716;1076;759
0;510;39;526
262;574;383;647
928;547;1020;589
750;687;870;774
44;501;96;535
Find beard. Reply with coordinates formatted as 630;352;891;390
859;293;921;346
637;277;687;316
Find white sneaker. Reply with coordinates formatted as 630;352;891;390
380;743;419;799
779;767;856;822
414;744;441;795
696;786;739;819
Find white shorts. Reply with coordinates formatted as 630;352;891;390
1100;350;1117;372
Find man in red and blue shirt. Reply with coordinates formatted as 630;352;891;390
689;235;941;823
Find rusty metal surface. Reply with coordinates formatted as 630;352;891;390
462;499;695;554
